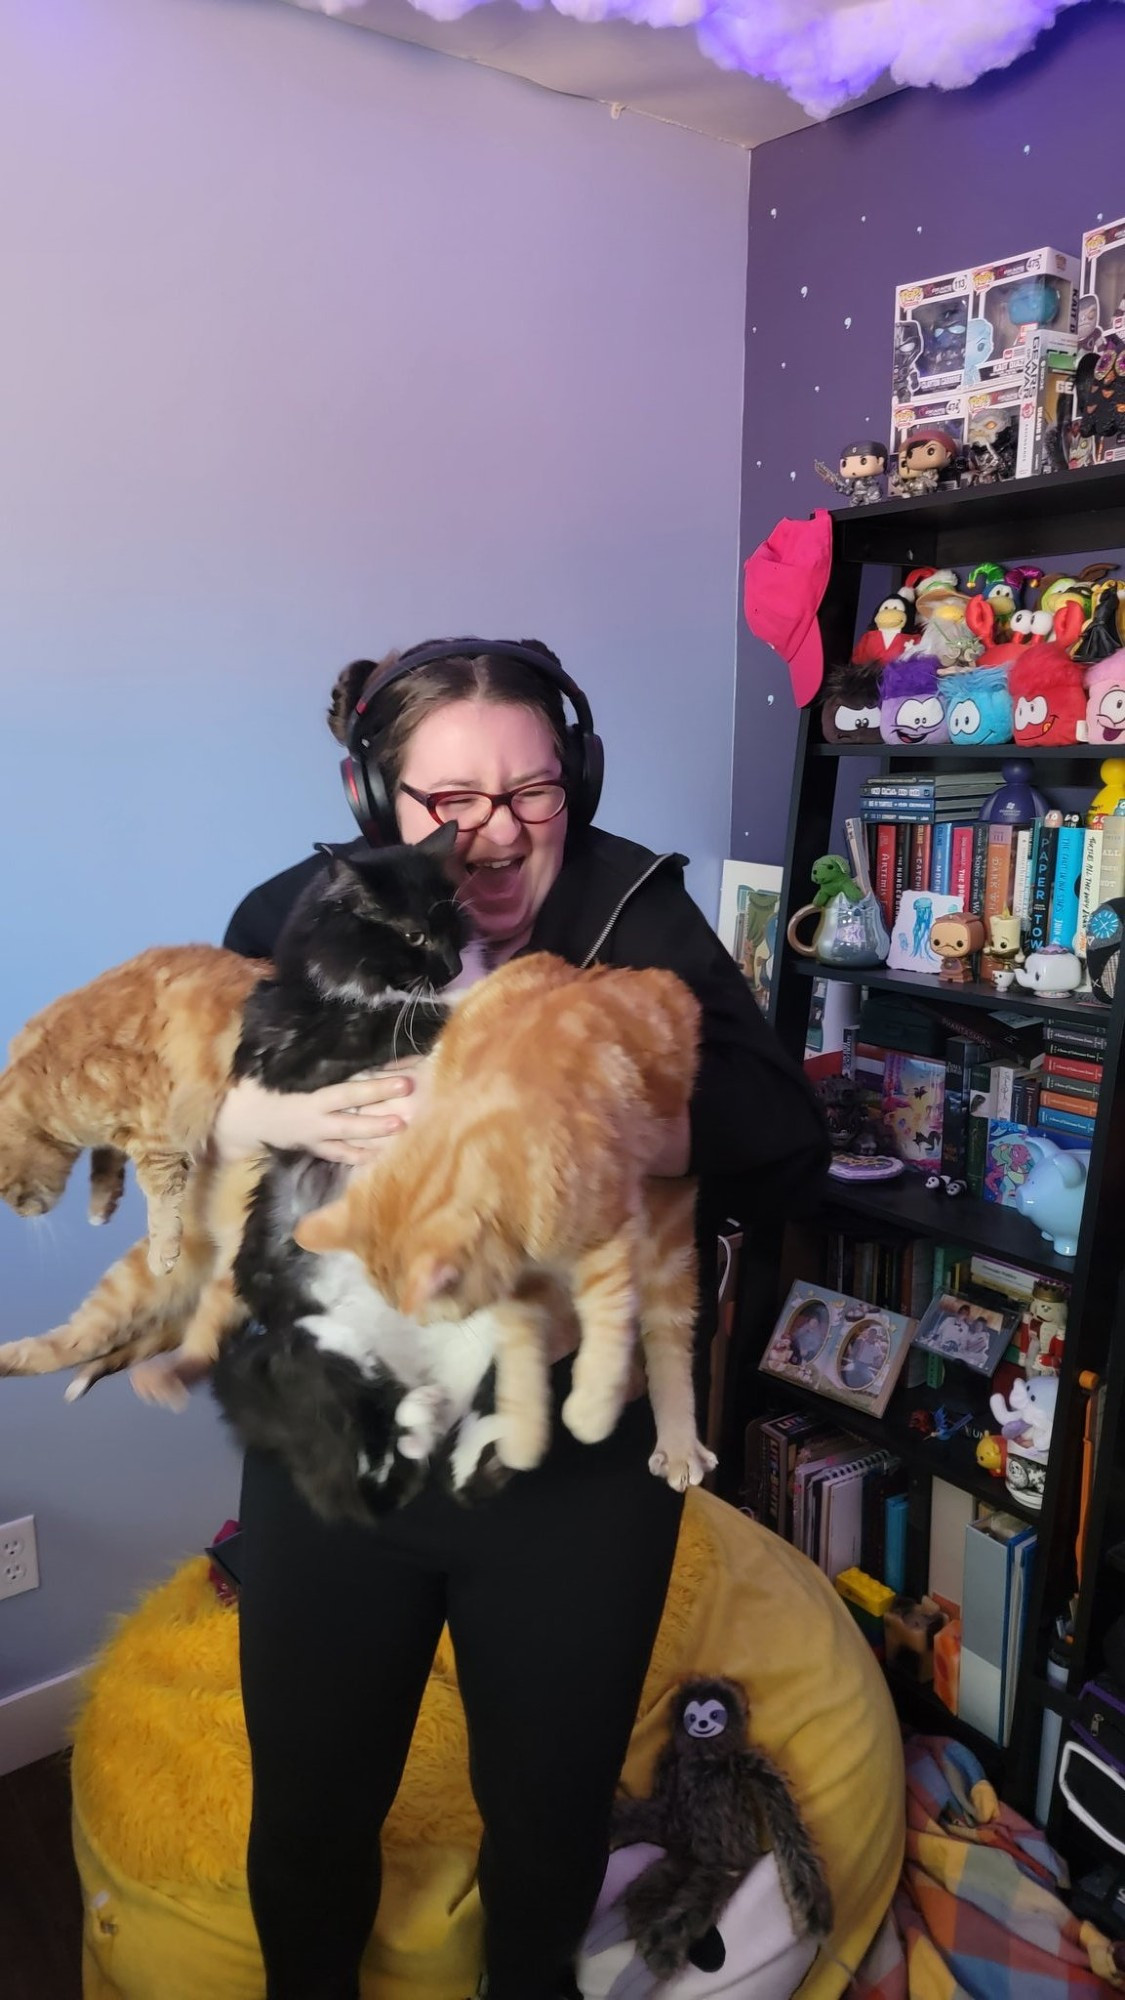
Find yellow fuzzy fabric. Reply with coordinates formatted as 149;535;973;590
73;1490;904;2000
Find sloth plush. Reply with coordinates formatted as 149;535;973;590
608;1676;832;1980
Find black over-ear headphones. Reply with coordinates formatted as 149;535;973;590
340;637;604;844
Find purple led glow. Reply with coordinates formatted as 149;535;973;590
317;0;1115;117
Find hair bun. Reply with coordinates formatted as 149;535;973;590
326;658;383;744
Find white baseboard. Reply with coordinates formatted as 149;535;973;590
0;1666;86;1777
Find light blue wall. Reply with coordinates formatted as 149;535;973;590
0;0;748;1693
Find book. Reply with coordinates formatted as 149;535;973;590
758;1411;826;1536
942;1036;977;1178
950;825;975;908
892;827;909;924
1098;812;1125;907
959;1513;1037;1744
760;1280;918;1420
1040;1086;1101;1119
1011;827;1033;932
883;1049;945;1165
980;826;1016;978
1042;1057;1102;1093
970;822;990;928
966;1059;993;1197
884;1492;908;1594
1048;823;1084;949
908;823;930;892
912;1288;1020;1376
1028;818;1058;954
1044;1022;1109;1060
929;1477;975;1614
1010;1071;1041;1126
874;825;897;934
1038;1104;1097;1139
930;822;952;896
1077;825;1104;960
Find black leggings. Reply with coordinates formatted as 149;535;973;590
238;1384;684;2000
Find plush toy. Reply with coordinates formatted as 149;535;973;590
964;597;1025;672
819;661;883;744
1074;583;1125;666
1008;642;1088;745
990;1374;1058;1457
812;855;861;906
610;1677;833;1978
906;599;981;671
850;593;914;666
1010;596;1085;651
907;568;964;626
1084;650;1125;744
1090;759;1125;818
966;563;1042;631
941;665;1013;744
879;655;948;745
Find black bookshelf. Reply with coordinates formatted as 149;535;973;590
739;465;1125;1858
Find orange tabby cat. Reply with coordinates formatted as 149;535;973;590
295;951;714;1490
0;945;267;1275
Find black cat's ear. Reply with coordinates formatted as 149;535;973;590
326;659;379;746
313;841;358;876
416;823;460;857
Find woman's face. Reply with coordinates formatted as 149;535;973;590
396;698;569;956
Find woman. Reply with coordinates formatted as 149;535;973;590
217;638;829;2000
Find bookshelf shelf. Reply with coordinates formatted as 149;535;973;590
791;956;1107;1025
734;472;1125;1850
767;1375;1042;1522
823;1175;1076;1279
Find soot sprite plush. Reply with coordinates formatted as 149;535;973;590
610;1677;832;1980
819;661;883;744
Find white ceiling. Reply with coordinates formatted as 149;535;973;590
280;0;894;149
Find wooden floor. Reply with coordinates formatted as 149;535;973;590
0;1752;83;2000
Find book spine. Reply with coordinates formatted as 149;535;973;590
992;1060;1019;1120
1011;827;1032;929
1038;1104;1097;1138
1011;1072;1041;1125
1077;825;1104;958
863;781;935;799
980;825;1015;976
874;825;897;934
892;826;909;918
1021;820;1042;930
942;1036;976;1176
1040;1087;1100;1118
1044;1023;1110;1059
950;825;975;907
966;1060;992;1197
1099;813;1125;906
909;823;928;892
1043;1055;1104;1087
843;815;873;896
930;822;953;896
970;821;990;927
1049;824;1085;949
1028;820;1058;953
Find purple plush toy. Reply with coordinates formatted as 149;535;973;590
879;655;949;746
1085;649;1125;745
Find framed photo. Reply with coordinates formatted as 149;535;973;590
912;1289;1019;1378
717;861;783;1015
760;1279;918;1419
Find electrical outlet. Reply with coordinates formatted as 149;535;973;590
0;1515;39;1602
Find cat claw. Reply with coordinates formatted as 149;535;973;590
648;1441;717;1492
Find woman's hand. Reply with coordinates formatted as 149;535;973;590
212;1060;431;1169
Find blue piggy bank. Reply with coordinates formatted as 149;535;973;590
1013;1137;1091;1258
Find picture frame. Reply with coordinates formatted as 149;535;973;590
759;1278;918;1419
911;1288;1019;1378
717;860;783;1015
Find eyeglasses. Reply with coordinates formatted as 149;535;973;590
397;780;568;831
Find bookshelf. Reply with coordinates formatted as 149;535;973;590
734;464;1125;1855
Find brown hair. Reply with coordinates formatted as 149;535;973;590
327;643;569;795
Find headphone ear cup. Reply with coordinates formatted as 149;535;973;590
340;751;398;845
577;729;604;826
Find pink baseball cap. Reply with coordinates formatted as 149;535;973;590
742;509;833;707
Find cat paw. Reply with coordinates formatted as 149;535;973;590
145;1239;182;1278
495;1403;551;1471
130;1352;204;1410
0;1339;37;1376
561;1385;619;1445
648;1440;717;1492
395;1384;450;1461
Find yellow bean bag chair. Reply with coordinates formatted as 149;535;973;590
73;1489;904;2000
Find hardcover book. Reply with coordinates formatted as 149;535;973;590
760;1279;918;1419
882;1050;946;1166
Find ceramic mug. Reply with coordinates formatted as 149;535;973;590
787;888;891;969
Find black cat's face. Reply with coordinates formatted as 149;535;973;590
286;825;475;998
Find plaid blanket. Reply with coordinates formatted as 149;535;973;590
851;1736;1123;1999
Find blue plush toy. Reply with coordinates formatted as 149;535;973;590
941;666;1013;746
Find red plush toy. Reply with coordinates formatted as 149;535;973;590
1009;640;1089;745
965;597;1024;670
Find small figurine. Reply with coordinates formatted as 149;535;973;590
928;910;986;984
942;666;1013;746
1010;1137;1091;1258
892;321;924;401
811;854;862;906
1009;641;1089;745
965;414;1016;485
879;655;948;745
987;910;1023;991
1022;1281;1068;1376
976;1434;1007;1477
1090;758;1125;818
814;438;888;507
850;593;914;666
907;598;983;672
1084;650;1125;744
889;428;960;499
990;1374;1058;1457
1007;275;1062;333
1013;945;1084;992
819;661;883;744
1073;582;1125;666
883;1594;948;1684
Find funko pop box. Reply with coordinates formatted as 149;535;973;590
967;247;1080;387
893;268;973;397
1015;332;1078;477
890;390;966;471
1078;214;1125;352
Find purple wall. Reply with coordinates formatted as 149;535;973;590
733;0;1125;859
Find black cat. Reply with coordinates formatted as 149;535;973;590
212;827;502;1524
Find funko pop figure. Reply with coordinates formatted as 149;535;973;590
929;911;986;984
814;438;888;507
889;427;960;499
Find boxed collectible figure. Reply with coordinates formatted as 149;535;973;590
1014;332;1079;477
889;391;966;478
962;380;1022;483
894;268;972;398
1077;215;1125;353
966;247;1079;387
